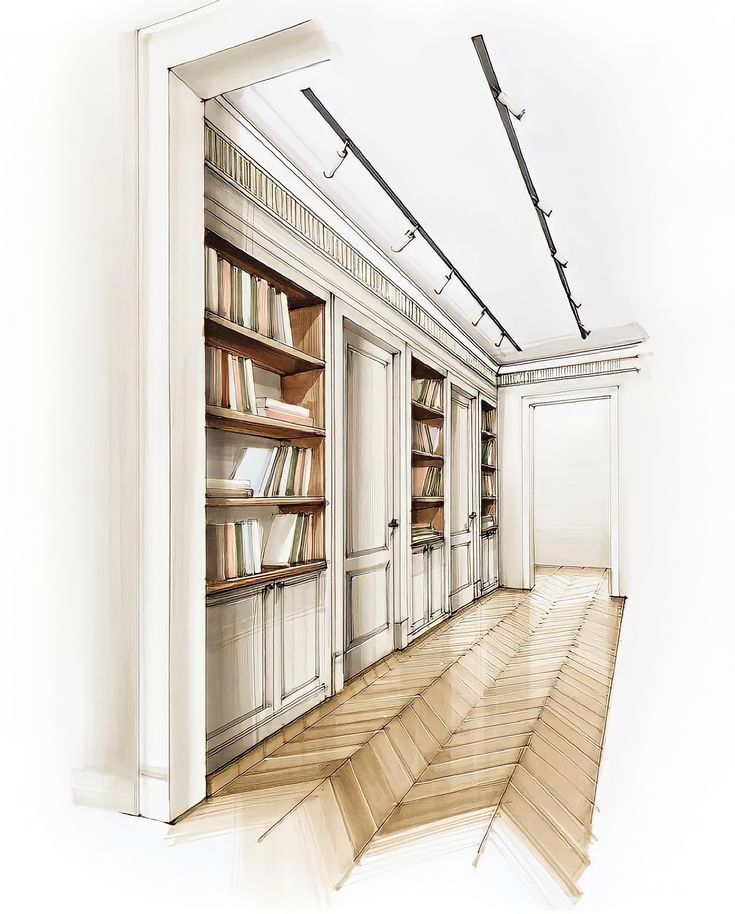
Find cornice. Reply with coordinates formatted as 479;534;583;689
497;355;639;387
204;122;496;385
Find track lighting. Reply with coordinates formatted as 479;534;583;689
497;91;525;120
534;199;552;217
553;252;568;268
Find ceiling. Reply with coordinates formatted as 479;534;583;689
222;0;677;361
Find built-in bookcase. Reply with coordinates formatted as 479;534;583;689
480;397;499;590
410;356;445;545
204;231;327;596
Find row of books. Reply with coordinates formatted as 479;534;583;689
412;377;443;410
206;248;294;346
206;345;257;413
206;512;318;581
210;444;315;498
412;522;442;544
481;410;496;433
482;514;497;531
482;477;497;497
413;465;442;497
412;419;441;455
206;345;314;425
482;439;496;464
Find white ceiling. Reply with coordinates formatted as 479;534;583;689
221;0;693;359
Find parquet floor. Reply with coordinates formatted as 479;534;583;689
184;566;624;898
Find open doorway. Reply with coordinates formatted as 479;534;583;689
522;389;620;595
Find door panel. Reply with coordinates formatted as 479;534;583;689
481;531;499;590
429;542;446;618
450;386;478;610
410;546;428;631
344;328;397;679
277;574;322;702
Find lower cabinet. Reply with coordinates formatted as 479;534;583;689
206;570;328;774
410;540;447;637
481;529;499;592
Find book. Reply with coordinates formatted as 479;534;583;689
217;257;232;320
231;445;278;495
256;398;309;417
262;513;299;567
276;291;293;346
258;408;315;427
412;522;441;543
206;478;255;498
205;248;218;313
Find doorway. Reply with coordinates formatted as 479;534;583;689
522;388;620;595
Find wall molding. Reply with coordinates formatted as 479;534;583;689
204;122;496;386
498;356;639;388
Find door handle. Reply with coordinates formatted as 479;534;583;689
388;519;399;529
469;512;477;521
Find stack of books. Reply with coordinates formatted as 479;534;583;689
413;465;442;497
412;420;441;455
262;513;316;568
412;377;443;410
206;479;254;498
256;397;313;427
206;247;293;345
225;444;314;497
482;474;496;497
481;514;497;532
412;522;441;544
206;344;257;413
206;519;263;581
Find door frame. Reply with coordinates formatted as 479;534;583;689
521;386;620;595
332;301;407;691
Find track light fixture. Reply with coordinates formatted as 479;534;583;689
301;86;522;352
323;141;348;179
472;33;590;341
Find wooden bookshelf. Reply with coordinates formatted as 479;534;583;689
204;235;327;590
410;355;446;546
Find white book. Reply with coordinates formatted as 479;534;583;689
249;519;263;574
243;359;257;416
301;448;312;497
255;398;309;417
277;446;294;496
262;514;298;567
277;292;293;346
231;445;277;494
205;248;218;312
241;521;253;576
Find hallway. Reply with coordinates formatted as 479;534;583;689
174;567;624;899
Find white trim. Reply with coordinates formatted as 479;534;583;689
520;387;621;595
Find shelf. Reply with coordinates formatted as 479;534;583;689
205;312;325;375
412;496;444;505
411;534;444;548
206;406;326;440
481;464;497;472
411;449;444;464
206;231;325;310
411;400;444;424
206;495;326;508
207;559;328;596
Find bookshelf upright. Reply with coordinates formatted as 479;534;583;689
480;397;499;591
409;354;447;636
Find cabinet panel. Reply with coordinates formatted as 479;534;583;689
429;542;446;618
277;573;323;702
206;587;269;738
481;531;499;589
410;546;428;631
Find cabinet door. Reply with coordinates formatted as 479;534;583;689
429;542;446;619
206;584;273;772
410;545;428;632
481;531;499;589
273;571;327;710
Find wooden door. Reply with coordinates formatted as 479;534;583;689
343;327;398;679
449;385;478;610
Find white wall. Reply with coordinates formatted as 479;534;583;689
533;399;610;567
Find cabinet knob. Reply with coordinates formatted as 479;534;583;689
388;518;400;529
469;512;477;521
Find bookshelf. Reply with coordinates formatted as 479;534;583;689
410;355;447;636
204;231;327;596
480;398;499;591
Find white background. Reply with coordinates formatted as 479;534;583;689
1;1;733;912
